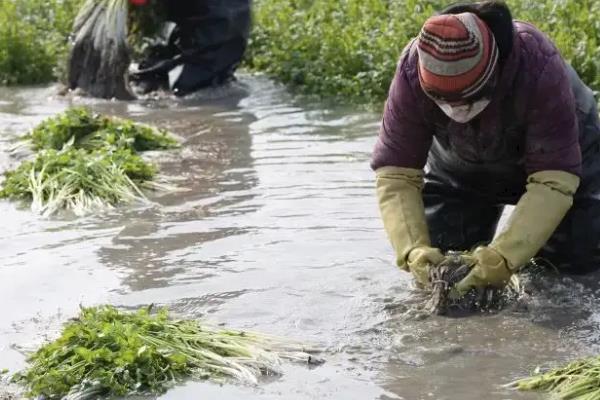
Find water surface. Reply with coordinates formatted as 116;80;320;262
1;77;599;399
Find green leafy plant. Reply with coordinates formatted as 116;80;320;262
245;0;600;105
0;148;154;217
12;306;318;399
0;0;84;85
0;107;178;216
510;356;600;399
26;107;178;152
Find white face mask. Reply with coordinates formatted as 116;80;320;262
435;98;491;123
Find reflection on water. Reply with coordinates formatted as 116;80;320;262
0;77;599;400
97;93;258;292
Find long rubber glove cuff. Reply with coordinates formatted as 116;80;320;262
490;170;580;271
375;166;433;270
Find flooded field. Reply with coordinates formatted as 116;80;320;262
1;75;599;399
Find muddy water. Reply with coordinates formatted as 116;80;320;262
1;76;600;399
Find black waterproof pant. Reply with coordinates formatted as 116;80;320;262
424;107;600;274
131;0;251;96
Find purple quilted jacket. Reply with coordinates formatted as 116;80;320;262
371;21;586;199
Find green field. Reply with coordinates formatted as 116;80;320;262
246;0;600;104
0;0;82;85
2;0;599;105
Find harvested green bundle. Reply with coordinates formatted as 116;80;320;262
0;148;154;217
27;107;104;150
26;107;178;152
510;357;600;399
1;107;178;216
12;306;319;399
68;0;133;99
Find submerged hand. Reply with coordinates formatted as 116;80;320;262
451;246;512;297
406;246;444;288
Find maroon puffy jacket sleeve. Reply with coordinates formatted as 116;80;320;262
524;53;582;176
370;55;433;171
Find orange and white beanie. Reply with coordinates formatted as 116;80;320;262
417;12;499;102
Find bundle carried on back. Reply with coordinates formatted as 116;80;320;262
67;0;134;100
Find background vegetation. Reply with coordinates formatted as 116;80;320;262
246;0;600;104
1;0;599;105
0;0;157;86
0;0;82;85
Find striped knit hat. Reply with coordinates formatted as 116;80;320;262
417;12;499;102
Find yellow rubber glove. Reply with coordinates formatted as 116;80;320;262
407;246;445;287
454;170;580;295
375;166;443;287
452;246;511;295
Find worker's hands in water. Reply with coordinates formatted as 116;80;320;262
451;246;512;297
407;246;445;287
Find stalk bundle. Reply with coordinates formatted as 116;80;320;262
12;306;320;399
511;357;600;399
0;107;178;216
